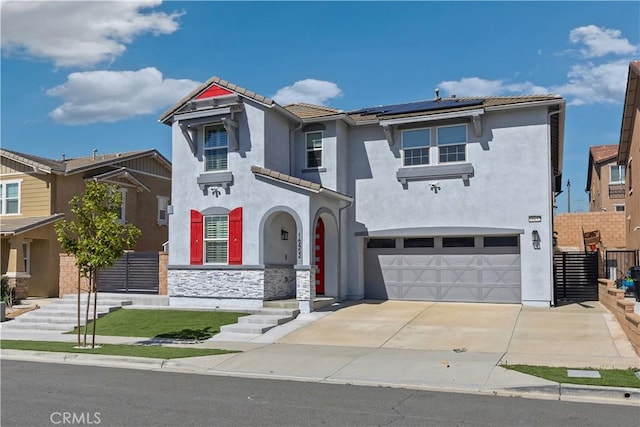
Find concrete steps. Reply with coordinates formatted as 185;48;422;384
220;307;299;335
1;295;133;332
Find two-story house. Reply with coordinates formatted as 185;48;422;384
586;144;626;212
160;77;564;312
0;149;171;298
619;61;640;253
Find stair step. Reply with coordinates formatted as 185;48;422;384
1;321;76;331
13;311;111;324
220;323;277;334
238;314;293;326
254;307;300;317
263;299;299;309
314;297;336;311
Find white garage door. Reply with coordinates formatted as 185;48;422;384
364;236;521;303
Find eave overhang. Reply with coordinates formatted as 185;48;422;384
355;226;525;238
0;213;65;237
251;165;353;202
618;62;639;165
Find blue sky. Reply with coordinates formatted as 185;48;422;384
1;1;639;213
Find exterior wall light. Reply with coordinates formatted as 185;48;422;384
532;230;541;249
281;229;289;240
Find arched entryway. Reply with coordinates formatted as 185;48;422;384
313;210;338;297
261;208;300;301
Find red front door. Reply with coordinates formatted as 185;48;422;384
315;218;325;295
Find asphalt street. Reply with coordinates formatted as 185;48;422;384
2;361;638;427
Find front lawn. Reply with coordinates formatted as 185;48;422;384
502;364;640;388
0;340;237;359
68;309;247;340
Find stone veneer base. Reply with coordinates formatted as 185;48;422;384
169;296;262;309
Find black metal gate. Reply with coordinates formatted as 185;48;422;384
604;250;639;281
553;252;599;305
98;252;159;294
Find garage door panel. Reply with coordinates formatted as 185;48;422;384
365;252;521;303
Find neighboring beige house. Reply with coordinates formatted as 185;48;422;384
0;149;171;298
586;144;626;213
618;61;640;252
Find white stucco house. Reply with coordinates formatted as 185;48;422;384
160;77;565;312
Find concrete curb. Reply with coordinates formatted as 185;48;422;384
2;350;638;406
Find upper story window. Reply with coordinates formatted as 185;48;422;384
610;165;625;184
204;214;228;264
402;128;430;166
0;180;20;215
204;125;228;172
305;131;323;168
437;124;467;163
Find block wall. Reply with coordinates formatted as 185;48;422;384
554;211;626;250
598;279;640;356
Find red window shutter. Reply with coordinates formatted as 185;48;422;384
190;210;203;265
228;207;243;265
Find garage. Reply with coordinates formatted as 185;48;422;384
363;229;522;303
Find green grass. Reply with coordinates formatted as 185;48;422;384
0;340;237;359
67;309;248;340
502;364;640;388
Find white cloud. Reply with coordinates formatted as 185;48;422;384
1;0;182;67
438;77;549;97
569;25;637;58
551;60;630;106
47;67;200;124
272;79;343;105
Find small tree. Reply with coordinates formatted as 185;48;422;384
55;181;141;348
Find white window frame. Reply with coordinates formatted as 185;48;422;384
0;179;22;215
305;131;323;169
203;214;229;264
204;124;229;172
610;165;625;184
157;196;169;226
436;124;467;164
401;127;431;167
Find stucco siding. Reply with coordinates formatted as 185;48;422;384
0;172;52;218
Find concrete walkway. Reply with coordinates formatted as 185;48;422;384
1;300;639;406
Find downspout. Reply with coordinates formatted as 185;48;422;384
289;121;303;175
547;105;563;306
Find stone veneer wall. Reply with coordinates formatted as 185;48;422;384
598;279;640;356
296;267;316;313
168;268;264;299
264;266;296;300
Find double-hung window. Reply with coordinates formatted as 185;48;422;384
0;181;20;215
306;131;323;168
437;124;467;163
610;165;625;184
204;215;228;264
402;128;430;166
204;125;228;171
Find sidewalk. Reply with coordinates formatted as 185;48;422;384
1;301;639;406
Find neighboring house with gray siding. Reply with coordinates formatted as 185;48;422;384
160;77;565;311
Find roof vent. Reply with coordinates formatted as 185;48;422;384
435;88;441;101
61;153;66;161
92;149;97;160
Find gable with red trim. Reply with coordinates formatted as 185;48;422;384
196;85;233;100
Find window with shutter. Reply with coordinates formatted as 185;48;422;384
228;207;243;265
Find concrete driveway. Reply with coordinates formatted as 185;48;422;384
278;300;639;368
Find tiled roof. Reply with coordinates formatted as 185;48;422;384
159;76;274;124
0;214;64;236
1;148;170;175
589;145;619;163
283;103;343;119
346;95;563;124
251;165;352;201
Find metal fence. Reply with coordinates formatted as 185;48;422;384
98;252;159;294
553;252;599;306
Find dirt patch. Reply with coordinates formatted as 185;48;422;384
5;305;39;319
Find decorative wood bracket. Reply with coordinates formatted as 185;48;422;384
472;114;482;137
179;123;197;154
382;124;394;146
221;117;239;150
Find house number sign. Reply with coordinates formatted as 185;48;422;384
297;233;302;261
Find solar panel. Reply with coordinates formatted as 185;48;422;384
352;99;484;117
